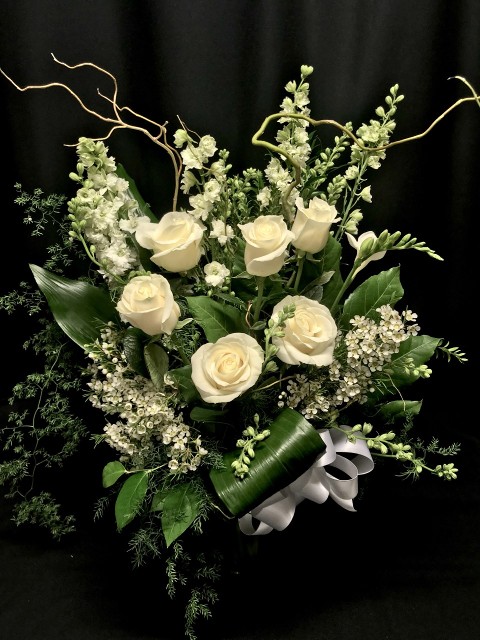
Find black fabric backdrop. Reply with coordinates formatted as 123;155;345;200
1;1;479;639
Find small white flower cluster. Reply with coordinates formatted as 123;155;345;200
67;138;144;280
86;324;208;473
280;305;420;418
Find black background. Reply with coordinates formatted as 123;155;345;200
1;1;479;639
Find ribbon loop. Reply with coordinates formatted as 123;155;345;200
238;426;374;535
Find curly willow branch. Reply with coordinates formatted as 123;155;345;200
2;57;478;217
252;75;480;216
0;54;183;211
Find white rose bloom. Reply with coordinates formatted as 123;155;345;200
191;333;264;403
116;274;181;336
204;261;230;287
271;295;337;366
136;211;205;273
346;231;386;275
291;196;340;254
238;215;294;277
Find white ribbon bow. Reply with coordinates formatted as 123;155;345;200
238;427;374;536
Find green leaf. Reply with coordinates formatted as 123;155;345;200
377;400;423;422
116;164;157;222
144;342;169;389
123;328;149;377
30;264;118;349
370;335;440;402
115;471;149;531
209;408;325;517
161;483;202;547
185;296;247;342
314;236;343;308
340;267;403;329
102;461;127;488
169;365;201;404
387;335;440;384
190;406;228;423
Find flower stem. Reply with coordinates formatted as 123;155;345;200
253;277;265;323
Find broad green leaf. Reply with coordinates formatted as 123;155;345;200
369;335;440;403
169;365;201;404
387;335;440;385
102;461;127;488
115;471;149;531
144;342;169;389
185;296;247;342
150;489;166;513
116;163;157;222
123;328;149;377
161;483;202;547
30;264;118;349
312;237;343;308
209;408;325;517
377;400;423;422
340;267;403;329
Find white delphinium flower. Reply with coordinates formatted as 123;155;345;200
189;193;214;221
257;186;271;210
209;219;234;245
180;170;198;194
68;138;144;281
204;261;230;287
264;157;294;193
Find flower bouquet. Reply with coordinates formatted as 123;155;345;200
0;58;474;638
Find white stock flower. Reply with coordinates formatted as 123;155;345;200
191;333;264;403
271;295;337;366
238;215;294;277
116;274;181;336
204;261;230;287
136;211;205;272
256;186;271;210
291;196;340;254
346;231;386;275
210;219;234;245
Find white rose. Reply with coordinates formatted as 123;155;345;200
271;295;337;366
191;333;264;403
135;211;205;272
291;196;340;254
238;215;294;277
346;231;386;275
116;274;181;336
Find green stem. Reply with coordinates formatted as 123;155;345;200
253;277;265;323
293;253;306;292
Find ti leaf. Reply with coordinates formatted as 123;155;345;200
30;264;118;349
340;266;403;329
115;471;149;531
160;483;202;548
209;408;325;517
185;296;247;342
102;461;127;488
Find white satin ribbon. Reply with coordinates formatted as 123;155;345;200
238;426;374;535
